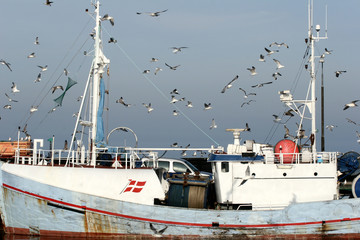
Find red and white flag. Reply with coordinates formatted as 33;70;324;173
122;179;147;193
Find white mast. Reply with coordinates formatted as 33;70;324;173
90;1;110;164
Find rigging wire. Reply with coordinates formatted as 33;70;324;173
101;27;220;146
15;17;93;137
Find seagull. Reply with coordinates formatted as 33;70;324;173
259;54;265;62
284;125;295;139
101;14;114;26
116;97;130;107
170;89;180;95
273;59;284;69
27;52;35;58
247;66;257;76
48;106;57;113
143;103;154;113
150;58;159;62
269;42;289;48
324;48;333;54
34;37;39;45
335;70;346;78
136;9;168;17
239;166;253;186
171;47;188;54
108;37;117;43
221;75;239;93
272;72;282;80
326;125;337;131
204;103;212;110
186;101;193;108
165;63;180;70
210;118;217;129
346;118;359;126
154;67;162;75
5;93;18;102
241;100;255;107
3;105;12;110
142;70;150;74
171;142;178;147
264;47;279;56
30;106;38;113
272;114;282;123
0;59;12;71
239;88;256;98
170;95;178;104
44;0;53;6
343;100;359;110
64;68;69;76
284;109;295;117
11;82;20;93
251;82;272;88
34;73;41;83
244;123;251;132
172;110;179;116
77;96;83;102
356;131;360;144
51;85;64;94
38;65;48;72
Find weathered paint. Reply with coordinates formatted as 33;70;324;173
2;172;360;238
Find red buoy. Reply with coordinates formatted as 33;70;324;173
274;139;299;164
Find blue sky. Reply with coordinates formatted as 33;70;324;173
1;0;359;155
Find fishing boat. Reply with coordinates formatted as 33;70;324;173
1;1;360;239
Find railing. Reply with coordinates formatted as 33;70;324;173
271;151;338;164
12;144;223;169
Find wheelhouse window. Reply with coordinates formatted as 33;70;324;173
221;162;229;172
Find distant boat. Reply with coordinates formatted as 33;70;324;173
1;1;360;239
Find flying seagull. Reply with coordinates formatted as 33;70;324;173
343;100;359;110
272;72;282;80
108;37;117;43
165;63;180;70
34;73;41;83
335;70;346;78
170;89;180;95
259;54;265;62
324;48;333;54
30;106;38;113
5;93;18;102
27;52;35;58
269;42;289;48
326;125;337;131
3;105;12;110
172;110;179;116
116;97;130;107
64;68;69;76
273;59;284;69
264;47;279;56
186;101;193;108
101;14;114;26
272;114;282;123
171;47;188;54
136;9;168;17
241;100;255;108
44;0;53;6
247;66;257;76
346;118;360;126
142;70;150;74
142;103;153;113
0;59;12;71
170;95;178;104
150;58;159;62
239;88;256;98
38;65;48;72
210;118;217;130
154;67;162;75
284;109;295;117
51;85;64;94
34;37;39;45
204;103;212;110
221;75;239;93
251;82;272;88
149;223;167;238
11;82;20;93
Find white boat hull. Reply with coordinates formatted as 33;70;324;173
1;163;360;238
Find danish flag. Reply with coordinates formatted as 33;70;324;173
123;179;147;193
